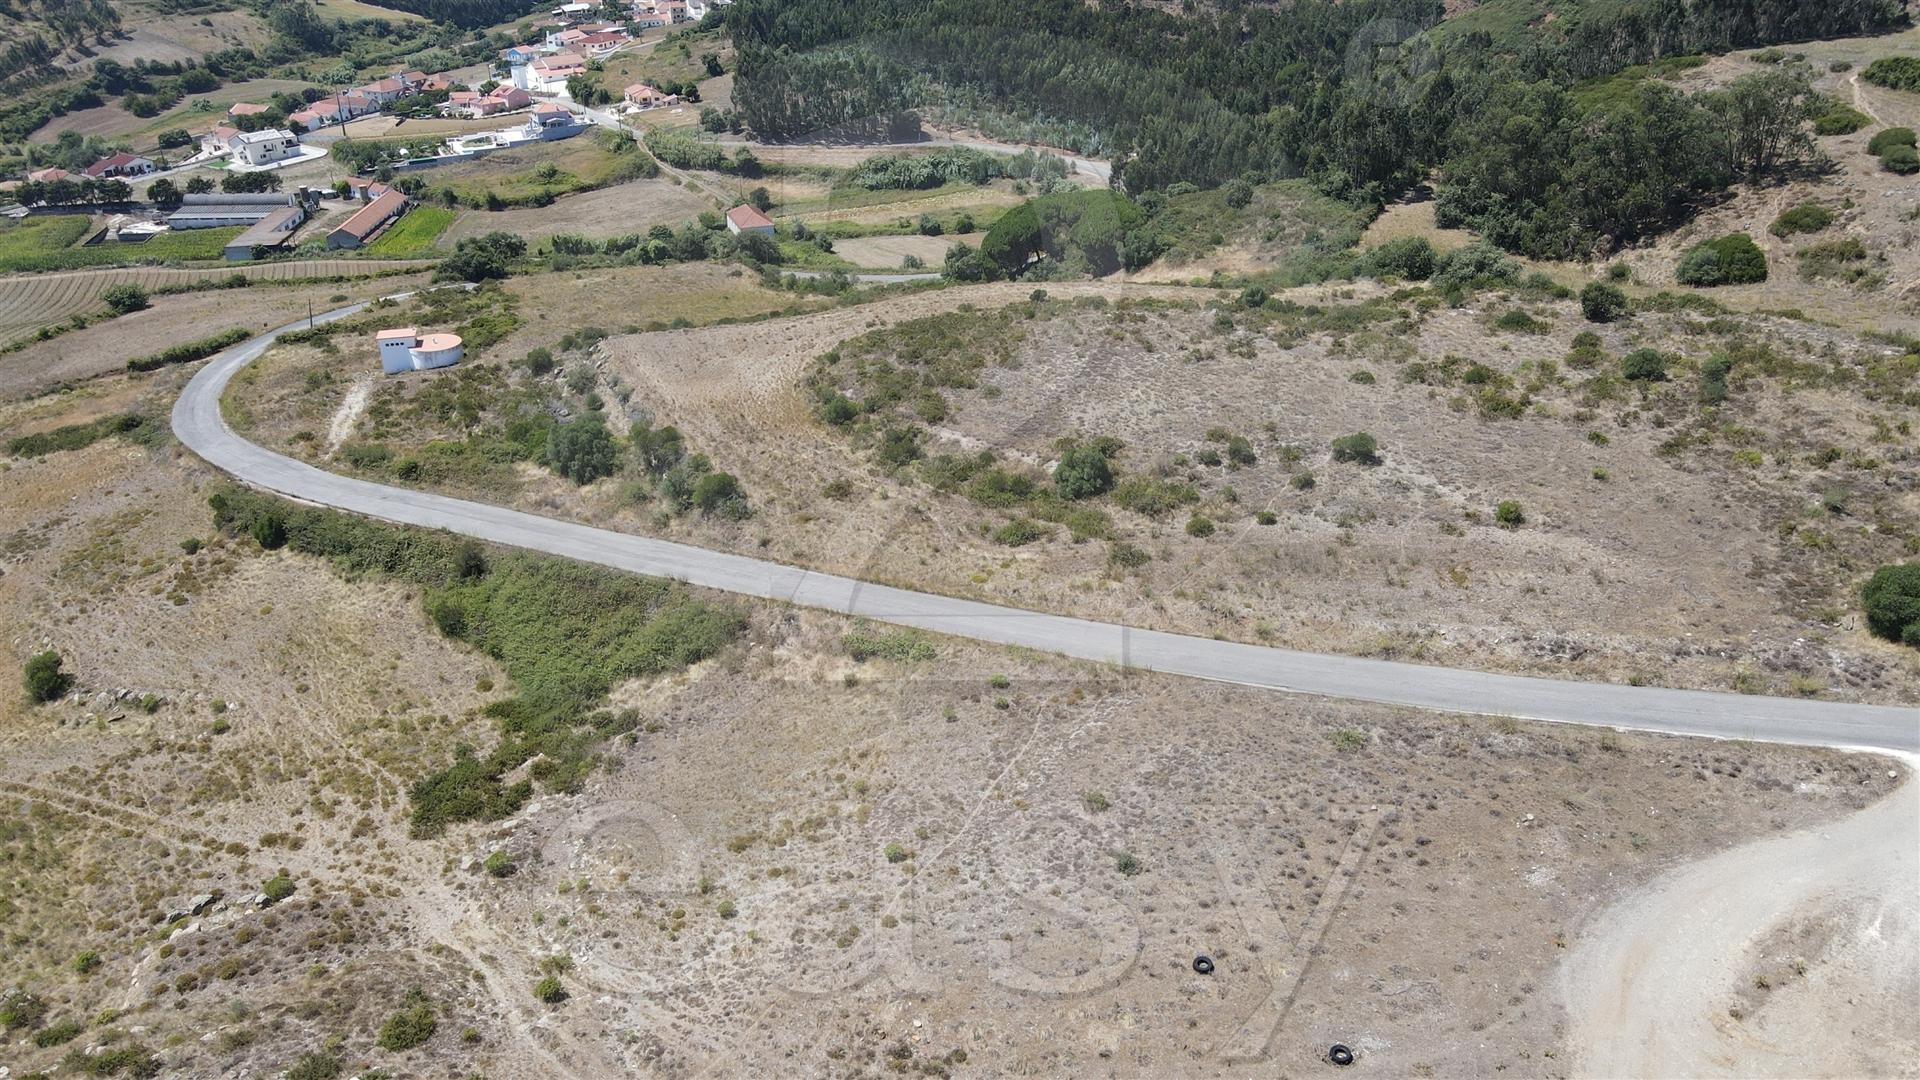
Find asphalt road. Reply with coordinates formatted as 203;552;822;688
174;304;1920;753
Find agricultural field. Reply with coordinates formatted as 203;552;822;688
413;134;659;208
363;207;457;257
0;260;431;363
593;27;732;97
435;178;713;247
313;0;426;21
0;218;243;274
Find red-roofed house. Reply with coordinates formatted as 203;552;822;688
328;187;409;249
623;83;678;109
725;204;775;236
83;152;156;179
574;31;627;56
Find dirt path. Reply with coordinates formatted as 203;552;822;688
1850;73;1889;126
1559;755;1919;1078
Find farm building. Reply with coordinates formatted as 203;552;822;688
377;328;463;374
327;188;409;249
223;205;306;261
725;204;775;236
168;193;301;229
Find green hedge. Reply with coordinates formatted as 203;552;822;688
127;327;249;372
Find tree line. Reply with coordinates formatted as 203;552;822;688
724;0;1907;258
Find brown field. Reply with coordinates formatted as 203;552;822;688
313;0;426;20
59;7;270;71
831;232;979;270
0;260;431;360
1;272;431;400
0;374;1902;1077
436;179;715;247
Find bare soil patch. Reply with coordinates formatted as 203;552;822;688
437;179;714;247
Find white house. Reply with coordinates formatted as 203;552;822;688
230;129;301;167
725;204;775;236
377;328;464;374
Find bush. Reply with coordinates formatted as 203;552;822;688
1867;127;1917;156
126;326;249;372
1812;106;1870;135
251;513;288;550
1862;56;1920;92
376;1000;437;1051
1881;144;1920;175
1356;235;1436;281
690;471;747;517
1770;203;1834;237
101;284;149;315
545;417;617;484
24;649;70;702
1184;514;1215;538
1495;500;1526;527
534;976;567;1004
1430;241;1519;291
1053;445;1114;499
261;873;295;903
1862;563;1920;646
1579;281;1628;323
483;850;514;877
1621;348;1669;382
1675;234;1766;286
286;1052;344;1080
1330;432;1381;465
993;517;1050;546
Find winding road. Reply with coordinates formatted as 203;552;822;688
173;300;1920;753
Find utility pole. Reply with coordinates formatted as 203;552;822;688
308;298;314;330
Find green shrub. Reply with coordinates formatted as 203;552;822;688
1812;106;1870;135
1862;563;1920;646
1621;348;1669;382
286;1052;344;1080
1430;241;1519;291
24;649;70;702
545;417;617;484
1675;234;1766;286
35;1017;85;1046
376;1000;437;1051
1867;127;1916;156
73;950;102;975
1493;308;1548;333
993;517;1050;546
126;327;248;372
1579;282;1628;323
1495;500;1526;527
1330;432;1380;465
261;873;295;903
1112;850;1143;876
1862;56;1920;92
1184;514;1215;538
7;413;158;457
1770;203;1834;237
1356;235;1436;281
1111;476;1198;516
483;850;514;877
691;471;748;517
250;513;288;550
101;284;150;315
534;976;567;1004
1881;144;1919;175
1053;445;1115;499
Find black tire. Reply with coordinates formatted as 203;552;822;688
1329;1044;1355;1067
1192;955;1214;975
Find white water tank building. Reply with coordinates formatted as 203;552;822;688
377;327;463;374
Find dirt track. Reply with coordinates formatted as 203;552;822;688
1561;756;1919;1078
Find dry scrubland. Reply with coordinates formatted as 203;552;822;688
0;370;1903;1074
223;273;1920;703
435;179;715;247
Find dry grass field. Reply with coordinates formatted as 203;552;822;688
0;261;431;377
0;371;1902;1076
436;179;716;247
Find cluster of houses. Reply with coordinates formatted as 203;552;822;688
504;0;727;94
26;151;159;185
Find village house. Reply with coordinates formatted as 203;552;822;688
229;129;302;168
83;152;156;179
524;102;585;139
444;85;532;118
623;83;679;109
512;50;586;93
351;73;423;107
327;187;409;249
574;30;628;56
725;204;775;236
